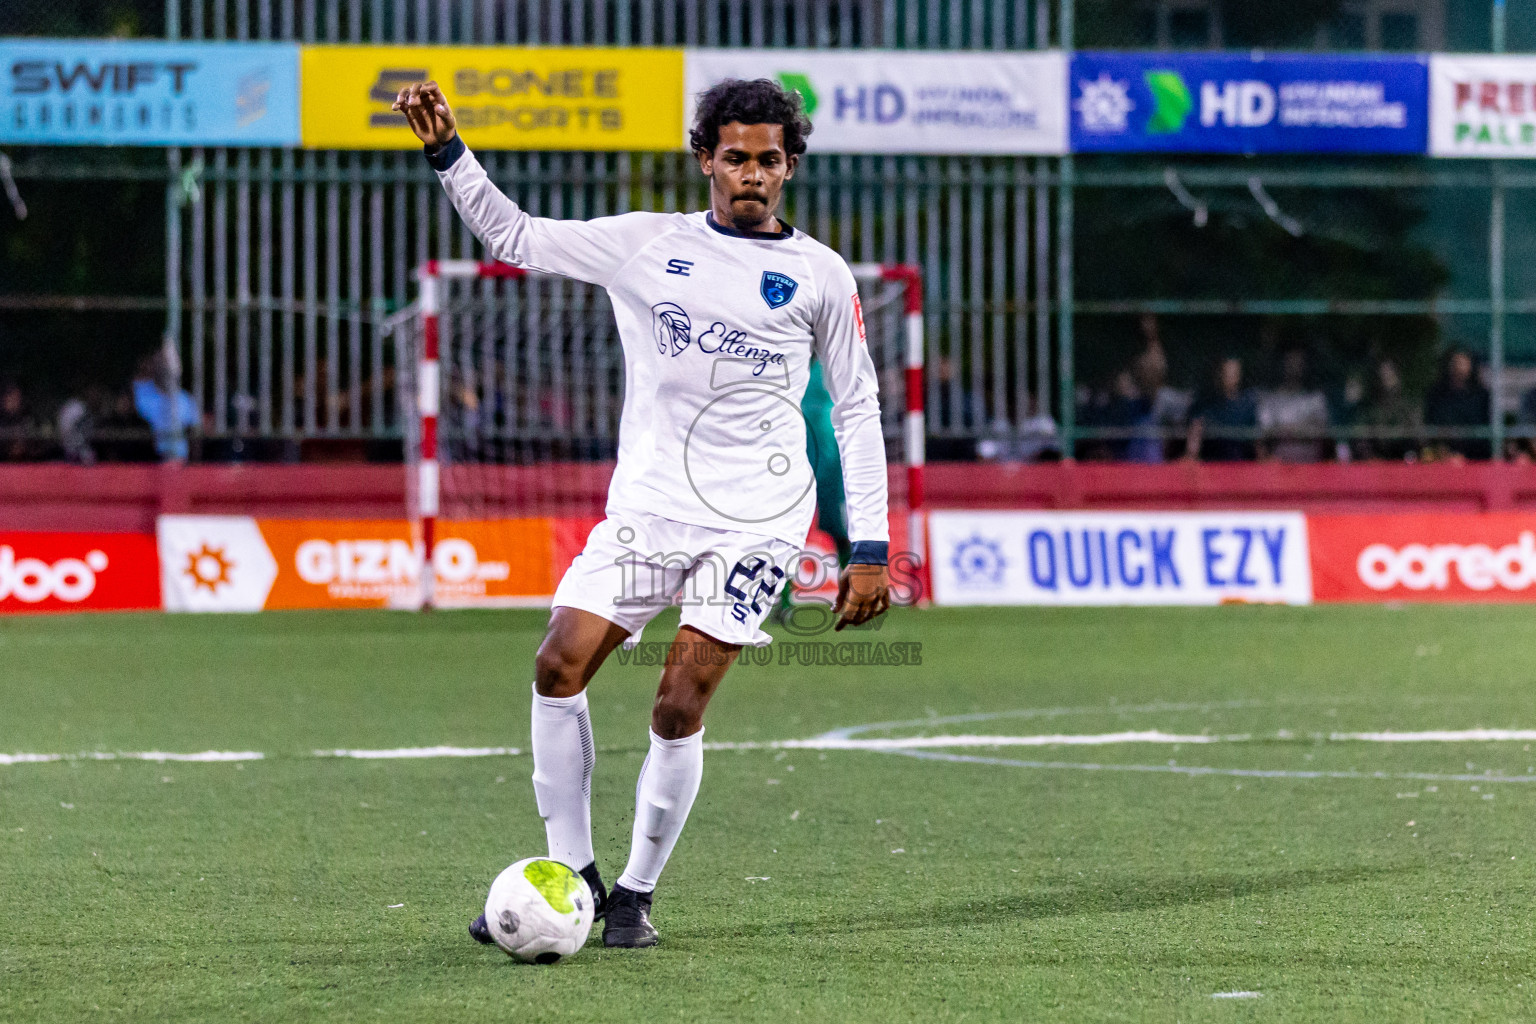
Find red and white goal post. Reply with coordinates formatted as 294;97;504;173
406;259;927;610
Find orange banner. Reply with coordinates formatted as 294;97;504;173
158;513;910;611
159;515;572;611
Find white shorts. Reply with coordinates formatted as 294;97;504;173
551;510;800;647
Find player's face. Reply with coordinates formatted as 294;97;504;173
700;122;798;231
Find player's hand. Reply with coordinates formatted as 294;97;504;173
834;563;890;631
392;81;457;147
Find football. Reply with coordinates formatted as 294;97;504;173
483;858;596;964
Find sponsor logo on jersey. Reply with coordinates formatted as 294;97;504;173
696;321;785;376
760;271;798;309
664;258;693;276
651;301;786;377
651;301;692;355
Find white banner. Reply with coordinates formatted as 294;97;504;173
683;50;1068;155
1429;54;1536;158
930;510;1312;607
157;515;278;612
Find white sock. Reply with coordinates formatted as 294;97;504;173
529;684;596;870
616;728;704;893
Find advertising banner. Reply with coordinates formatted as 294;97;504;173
684;50;1068;154
158;515;560;611
0;39;299;146
1310;514;1536;602
929;510;1311;607
300;46;682;150
1070;51;1427;154
0;532;160;613
1429;54;1536;158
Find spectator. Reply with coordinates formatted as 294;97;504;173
1332;370;1368;462
931;355;984;460
0;382;37;461
131;355;199;462
1355;358;1422;461
1424;347;1491;460
1126;318;1192;462
93;388;155;462
445;367;483;464
1257;347;1330;463
1185;356;1258;462
977;395;1060;463
57;390;97;465
1098;369;1149;460
1016;395;1062;462
935;355;984;430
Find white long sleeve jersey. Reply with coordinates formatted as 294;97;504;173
435;142;889;550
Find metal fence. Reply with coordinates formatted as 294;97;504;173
161;0;1063;457
6;0;1526;458
169;149;1060;445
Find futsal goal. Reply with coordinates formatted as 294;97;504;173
398;259;926;611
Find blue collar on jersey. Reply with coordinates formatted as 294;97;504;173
705;212;795;241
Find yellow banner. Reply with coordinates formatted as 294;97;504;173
301;46;683;150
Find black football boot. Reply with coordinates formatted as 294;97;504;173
601;884;659;948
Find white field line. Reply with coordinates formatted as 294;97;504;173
4;728;1536;772
1333;729;1536;742
0;750;263;765
1210;991;1262;1000
316;746;522;759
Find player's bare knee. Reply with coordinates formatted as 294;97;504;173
650;680;707;739
533;644;587;698
650;699;701;741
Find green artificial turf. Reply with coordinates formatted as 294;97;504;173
1;605;1534;1022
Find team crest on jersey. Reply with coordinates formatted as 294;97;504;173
760;271;798;310
651;301;693;356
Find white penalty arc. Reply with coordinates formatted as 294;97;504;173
707;731;1236;750
706;728;1536;751
883;747;1536;785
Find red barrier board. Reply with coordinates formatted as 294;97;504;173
0;532;161;613
1310;514;1536;602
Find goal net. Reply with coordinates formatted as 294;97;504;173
400;259;926;610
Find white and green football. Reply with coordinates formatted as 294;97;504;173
483;858;595;964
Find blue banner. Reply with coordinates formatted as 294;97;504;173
1070;52;1428;154
930;510;1314;607
1;39;300;146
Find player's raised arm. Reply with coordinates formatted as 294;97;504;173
393;80;663;288
815;263;892;630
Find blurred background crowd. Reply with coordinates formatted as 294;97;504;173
6;313;1527;466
